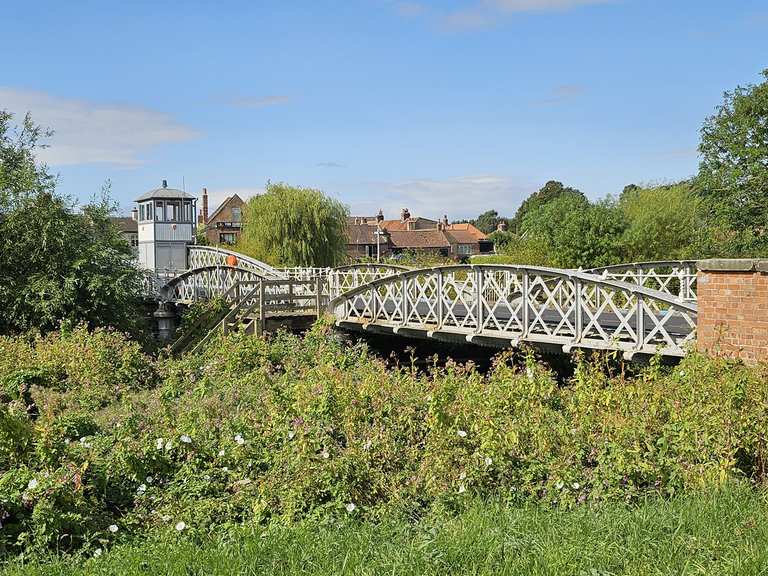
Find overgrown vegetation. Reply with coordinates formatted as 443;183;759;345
1;323;767;563
7;487;768;575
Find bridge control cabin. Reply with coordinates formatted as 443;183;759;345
135;180;197;274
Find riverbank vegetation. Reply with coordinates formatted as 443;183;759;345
1;322;767;569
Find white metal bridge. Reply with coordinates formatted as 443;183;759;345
151;246;698;359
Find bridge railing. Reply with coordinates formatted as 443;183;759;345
329;265;697;358
584;261;698;302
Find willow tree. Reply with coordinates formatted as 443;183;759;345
238;182;349;267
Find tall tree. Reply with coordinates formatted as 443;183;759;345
0;111;144;336
509;180;585;232
696;69;768;236
239;182;349;267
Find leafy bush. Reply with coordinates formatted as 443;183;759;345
1;323;767;558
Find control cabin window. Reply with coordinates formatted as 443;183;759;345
154;201;164;221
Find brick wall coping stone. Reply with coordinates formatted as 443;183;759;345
697;259;768;273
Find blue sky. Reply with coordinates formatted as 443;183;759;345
3;0;766;219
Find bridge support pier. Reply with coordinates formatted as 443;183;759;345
697;259;768;363
153;301;178;342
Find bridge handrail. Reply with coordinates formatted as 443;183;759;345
187;245;283;278
327;264;697;358
328;264;697;312
159;265;268;303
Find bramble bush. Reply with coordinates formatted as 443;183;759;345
0;320;767;558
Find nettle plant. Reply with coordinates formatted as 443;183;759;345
0;321;768;557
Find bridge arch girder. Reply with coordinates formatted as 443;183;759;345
160;265;266;304
328;264;697;358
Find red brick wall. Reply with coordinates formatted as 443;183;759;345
697;263;768;362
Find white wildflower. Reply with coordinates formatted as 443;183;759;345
27;478;38;490
457;429;467;438
164;440;173;451
459;472;466;480
93;548;103;558
526;366;535;380
458;485;466;494
162;515;171;522
180;435;192;444
234;434;245;445
321;450;330;459
572;482;581;490
288;431;295;440
175;521;186;531
146;476;154;484
137;484;147;494
556;481;564;490
204;475;211;481
108;524;118;533
222;466;229;472
345;502;356;513
155;438;164;450
64;438;70;445
484;456;493;467
363;439;372;450
218;449;225;457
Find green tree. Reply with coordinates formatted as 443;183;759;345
619;182;701;261
521;194;627;268
0;112;145;336
471;209;506;234
509;180;585;232
696;69;768;238
238;182;349;267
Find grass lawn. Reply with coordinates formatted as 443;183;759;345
6;487;768;576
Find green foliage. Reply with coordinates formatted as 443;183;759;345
696;69;768;239
0;112;146;337
509;180;585;233
1;325;768;559
6;488;768;575
463;209;508;235
619;182;702;261
517;195;627;268
238;182;349;267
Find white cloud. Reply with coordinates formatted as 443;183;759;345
348;175;536;220
228;95;291;108
0;87;198;167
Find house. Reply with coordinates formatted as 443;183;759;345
111;214;139;255
345;209;493;261
198;188;245;245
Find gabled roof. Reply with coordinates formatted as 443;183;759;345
445;223;488;241
208;194;244;223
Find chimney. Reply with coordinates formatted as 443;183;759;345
162;179;168;188
376;209;384;223
202;187;209;225
400;208;410;222
131;207;138;221
442;214;449;227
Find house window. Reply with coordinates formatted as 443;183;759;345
231;207;242;222
145;202;153;221
139;204;145;221
219;233;237;244
155;201;164;221
457;244;472;255
183;201;192;221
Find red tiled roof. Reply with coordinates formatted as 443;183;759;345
389;229;451;249
378;217;438;231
